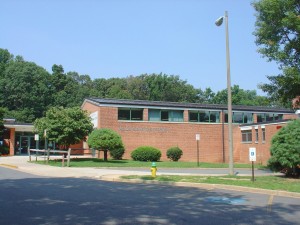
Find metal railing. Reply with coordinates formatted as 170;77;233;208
28;148;71;167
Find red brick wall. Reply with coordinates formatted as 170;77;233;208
82;101;297;164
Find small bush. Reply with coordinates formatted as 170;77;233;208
131;146;161;161
0;146;9;155
109;147;125;160
167;147;183;161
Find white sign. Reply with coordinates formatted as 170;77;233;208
249;147;256;162
90;111;98;128
196;134;200;141
34;134;39;141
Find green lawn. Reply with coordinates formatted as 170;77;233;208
121;175;300;193
37;157;267;169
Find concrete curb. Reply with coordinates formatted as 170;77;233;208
0;164;18;169
98;175;300;199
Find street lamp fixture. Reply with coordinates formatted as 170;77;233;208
215;11;234;175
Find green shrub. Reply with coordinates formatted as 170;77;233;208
166;146;183;161
0;146;9;155
109;147;125;160
268;119;300;177
131;146;161;161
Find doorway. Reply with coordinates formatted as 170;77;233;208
15;134;36;155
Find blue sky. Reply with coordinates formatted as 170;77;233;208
1;0;279;95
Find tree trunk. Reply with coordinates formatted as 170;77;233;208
104;150;108;161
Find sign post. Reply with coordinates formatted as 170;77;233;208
249;147;256;182
196;134;200;166
34;134;39;150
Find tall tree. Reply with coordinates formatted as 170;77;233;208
253;0;300;107
212;85;270;106
0;48;13;76
0;58;52;122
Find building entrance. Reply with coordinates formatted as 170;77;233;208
15;134;36;155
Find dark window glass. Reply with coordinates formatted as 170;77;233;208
257;113;265;123
199;111;209;122
244;113;253;124
266;113;274;122
189;111;198;122
131;109;143;120
161;111;169;121
118;108;143;120
262;128;266;142
210;111;219;123
233;112;243;123
118;109;130;120
255;129;259;142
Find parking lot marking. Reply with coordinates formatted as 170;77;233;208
267;195;274;212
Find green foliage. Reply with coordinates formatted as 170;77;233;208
166;146;183;161
0;58;52;121
212;85;270;106
87;128;124;160
34;107;93;149
0;48;276;123
131;146;161;162
0;146;9;155
253;0;300;106
109;148;125;160
268;119;300;176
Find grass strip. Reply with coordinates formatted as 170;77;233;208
34;158;267;169
121;175;300;193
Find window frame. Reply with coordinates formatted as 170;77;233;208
189;110;220;123
148;109;184;122
118;108;143;121
241;130;252;143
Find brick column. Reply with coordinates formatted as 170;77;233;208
143;108;148;121
9;128;15;156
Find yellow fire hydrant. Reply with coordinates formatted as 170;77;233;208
151;162;157;178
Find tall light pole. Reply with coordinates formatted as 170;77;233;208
215;11;234;175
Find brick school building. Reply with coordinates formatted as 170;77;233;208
81;98;298;165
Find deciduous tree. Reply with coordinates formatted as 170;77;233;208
87;128;124;161
253;0;300;106
34;107;93;150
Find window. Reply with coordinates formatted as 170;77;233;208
233;112;243;123
244;113;253;123
148;109;183;122
199;111;210;122
257;113;265;123
118;108;143;121
255;129;259;143
189;111;198;122
262;128;266;143
226;112;253;124
241;130;252;143
189;110;220;123
257;113;283;122
266;113;273;122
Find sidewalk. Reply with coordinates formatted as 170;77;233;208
1;156;300;199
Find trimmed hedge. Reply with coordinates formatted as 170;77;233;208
131;146;161;161
166;146;183;161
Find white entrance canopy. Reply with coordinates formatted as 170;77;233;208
4;123;34;132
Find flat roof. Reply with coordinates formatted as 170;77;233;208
4;123;34;132
84;98;295;114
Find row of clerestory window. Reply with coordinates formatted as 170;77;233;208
118;108;283;124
